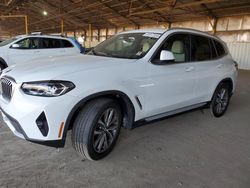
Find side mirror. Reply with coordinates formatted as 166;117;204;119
160;50;175;62
11;44;20;48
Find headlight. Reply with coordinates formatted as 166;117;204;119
21;81;75;97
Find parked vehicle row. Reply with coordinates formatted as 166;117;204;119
0;28;238;160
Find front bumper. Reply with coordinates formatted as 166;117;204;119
0;108;64;147
0;81;77;148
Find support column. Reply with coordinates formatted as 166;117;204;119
212;18;217;35
97;29;100;42
61;19;64;35
168;22;172;29
88;24;92;48
25;15;28;34
105;28;108;39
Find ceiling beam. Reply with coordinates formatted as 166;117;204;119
1;0;23;15
136;0;171;23
200;3;218;33
41;0;82;26
129;0;223;16
97;0;139;26
42;0;117;28
0;0;13;6
200;3;217;19
29;2;77;26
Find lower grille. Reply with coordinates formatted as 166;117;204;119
0;78;13;101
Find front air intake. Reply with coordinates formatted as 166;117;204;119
36;112;49;137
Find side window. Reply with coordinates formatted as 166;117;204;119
61;40;73;48
14;38;40;49
15;38;30;49
41;38;61;48
191;35;211;61
153;34;190;63
214;40;226;57
41;38;49;48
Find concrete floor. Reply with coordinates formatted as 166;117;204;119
0;70;250;188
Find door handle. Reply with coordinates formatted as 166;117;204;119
185;66;195;72
217;64;223;69
34;50;40;53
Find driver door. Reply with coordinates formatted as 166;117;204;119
145;33;197;117
7;37;43;65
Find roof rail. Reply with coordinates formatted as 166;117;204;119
30;32;42;35
167;27;222;40
50;34;66;37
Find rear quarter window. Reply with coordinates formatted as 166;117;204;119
214;40;226;57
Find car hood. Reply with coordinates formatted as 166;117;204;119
2;54;137;83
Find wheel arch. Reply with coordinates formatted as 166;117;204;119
61;90;136;145
212;77;234;100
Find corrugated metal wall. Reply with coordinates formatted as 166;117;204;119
227;43;250;70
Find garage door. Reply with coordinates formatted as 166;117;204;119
227;42;250;70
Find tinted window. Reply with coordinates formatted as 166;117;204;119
214;40;226;57
61;40;73;48
191;35;211;61
153;34;190;63
14;38;41;49
41;38;62;48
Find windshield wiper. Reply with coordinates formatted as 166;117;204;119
91;49;114;57
90;49;97;55
96;51;109;56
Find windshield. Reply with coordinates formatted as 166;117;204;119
89;32;161;59
0;38;17;47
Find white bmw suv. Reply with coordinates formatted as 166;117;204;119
0;28;237;160
0;34;82;70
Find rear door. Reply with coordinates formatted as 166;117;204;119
40;37;64;58
190;34;222;103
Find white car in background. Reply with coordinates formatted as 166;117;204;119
0;34;82;70
0;28;238;160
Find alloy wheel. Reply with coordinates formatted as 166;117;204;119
93;108;119;153
214;88;229;114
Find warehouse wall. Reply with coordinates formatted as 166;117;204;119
227;43;250;70
70;15;250;70
171;16;250;70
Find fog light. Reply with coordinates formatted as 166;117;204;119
36;112;49;136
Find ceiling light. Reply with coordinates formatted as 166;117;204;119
43;11;48;16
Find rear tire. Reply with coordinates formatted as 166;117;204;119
211;83;230;117
71;98;122;160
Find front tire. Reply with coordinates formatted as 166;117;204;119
71;98;122;160
211;83;230;117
